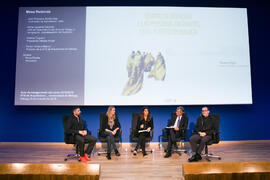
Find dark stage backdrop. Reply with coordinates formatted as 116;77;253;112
0;0;269;142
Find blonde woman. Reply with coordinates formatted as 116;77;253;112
100;106;121;160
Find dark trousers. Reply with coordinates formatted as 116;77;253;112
103;131;118;153
189;134;212;155
167;129;181;152
136;132;150;153
75;134;97;157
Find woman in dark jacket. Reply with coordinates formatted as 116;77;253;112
133;107;154;156
101;106;121;160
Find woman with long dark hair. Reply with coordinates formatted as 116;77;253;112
133;107;154;156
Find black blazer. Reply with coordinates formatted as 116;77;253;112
101;114;121;132
65;115;91;135
194;115;215;136
168;113;189;131
136;115;154;131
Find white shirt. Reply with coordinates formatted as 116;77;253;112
173;116;182;128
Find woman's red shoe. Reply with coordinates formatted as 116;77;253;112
84;153;91;161
80;156;87;163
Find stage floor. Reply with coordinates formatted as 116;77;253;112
0;141;270;180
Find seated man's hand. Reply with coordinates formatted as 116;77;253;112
174;127;179;131
112;130;116;135
79;130;85;136
147;127;151;132
140;124;144;129
83;130;87;136
199;132;206;137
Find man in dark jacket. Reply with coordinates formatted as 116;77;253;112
188;106;215;162
164;106;188;158
66;107;97;162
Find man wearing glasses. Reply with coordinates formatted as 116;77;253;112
188;106;215;162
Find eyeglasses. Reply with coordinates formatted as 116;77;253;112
202;110;209;112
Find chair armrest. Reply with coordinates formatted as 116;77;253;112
191;129;197;135
86;129;92;136
97;129;102;138
119;129;122;139
130;128;135;137
162;128;167;137
212;131;220;142
180;129;186;139
182;128;187;134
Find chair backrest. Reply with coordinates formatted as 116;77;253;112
62;115;74;144
171;112;176;121
211;114;220;143
100;113;106;129
132;112;140;130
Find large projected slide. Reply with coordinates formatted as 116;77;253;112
15;7;252;105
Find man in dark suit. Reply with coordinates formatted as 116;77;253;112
66;107;97;162
164;106;188;158
188;106;215;162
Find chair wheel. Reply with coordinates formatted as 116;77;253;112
98;153;101;156
64;158;67;161
218;157;221;160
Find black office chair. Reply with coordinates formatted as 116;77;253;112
97;113;122;156
201;114;221;161
62;115;80;161
130;112;154;153
162;112;188;155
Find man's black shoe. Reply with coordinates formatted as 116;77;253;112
188;155;198;162
164;153;171;158
196;153;202;161
115;149;121;156
106;153;111;160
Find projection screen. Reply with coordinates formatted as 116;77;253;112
15;6;252;105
